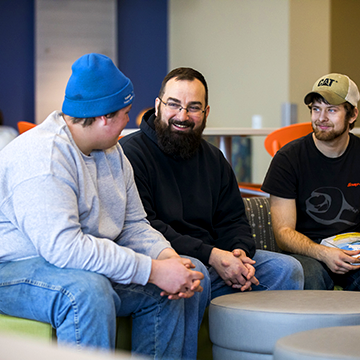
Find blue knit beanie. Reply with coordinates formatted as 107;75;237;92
62;53;134;118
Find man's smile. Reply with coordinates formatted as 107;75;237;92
170;120;194;131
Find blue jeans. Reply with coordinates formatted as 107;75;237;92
0;256;210;359
210;249;304;299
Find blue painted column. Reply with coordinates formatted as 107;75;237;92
0;1;167;130
117;0;168;128
0;0;35;129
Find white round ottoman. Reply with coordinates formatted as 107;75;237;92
209;291;360;360
274;325;360;360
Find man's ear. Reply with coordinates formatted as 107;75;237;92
205;105;210;119
96;115;108;127
350;107;359;124
155;98;160;116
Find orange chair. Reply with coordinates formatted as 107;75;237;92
17;121;37;134
238;182;268;198
264;122;313;157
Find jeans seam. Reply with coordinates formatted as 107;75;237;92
155;298;161;359
0;279;81;346
116;284;163;357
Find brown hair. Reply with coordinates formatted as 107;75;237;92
61;110;120;127
307;94;357;130
158;67;208;107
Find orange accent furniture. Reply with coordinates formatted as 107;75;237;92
264;122;313;157
238;182;268;198
17;121;37;134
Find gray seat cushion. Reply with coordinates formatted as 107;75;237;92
274;325;360;360
210;291;360;359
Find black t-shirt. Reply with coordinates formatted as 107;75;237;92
262;133;360;242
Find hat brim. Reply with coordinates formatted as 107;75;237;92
304;91;346;106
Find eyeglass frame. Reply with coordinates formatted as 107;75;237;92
158;97;206;115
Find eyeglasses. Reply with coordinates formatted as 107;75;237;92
158;98;205;116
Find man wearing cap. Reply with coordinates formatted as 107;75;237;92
262;73;360;290
0;53;209;359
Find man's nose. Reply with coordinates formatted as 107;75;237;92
177;107;190;120
319;109;328;121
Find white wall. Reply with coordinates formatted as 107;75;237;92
169;0;331;184
289;0;330;124
35;0;117;124
169;0;290;183
34;0;331;183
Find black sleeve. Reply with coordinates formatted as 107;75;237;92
261;147;298;199
211;157;256;258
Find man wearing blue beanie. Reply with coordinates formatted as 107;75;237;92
0;53;210;359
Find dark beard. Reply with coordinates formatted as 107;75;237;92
154;110;206;160
312;120;348;141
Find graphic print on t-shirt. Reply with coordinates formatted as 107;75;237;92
305;187;358;226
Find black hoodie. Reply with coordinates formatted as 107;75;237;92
120;109;255;265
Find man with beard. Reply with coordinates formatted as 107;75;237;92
262;73;360;290
120;67;304;301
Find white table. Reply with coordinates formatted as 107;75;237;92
203;128;276;164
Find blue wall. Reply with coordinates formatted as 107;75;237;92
0;0;168;130
117;0;168;127
0;0;35;129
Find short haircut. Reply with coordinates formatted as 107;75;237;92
158;67;208;107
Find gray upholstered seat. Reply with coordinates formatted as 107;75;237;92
209;291;360;359
274;325;360;360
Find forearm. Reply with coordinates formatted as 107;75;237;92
276;226;360;274
270;195;325;261
274;226;325;261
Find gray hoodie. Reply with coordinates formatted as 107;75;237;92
0;111;171;285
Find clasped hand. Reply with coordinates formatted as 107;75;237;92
149;256;204;300
209;248;259;291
